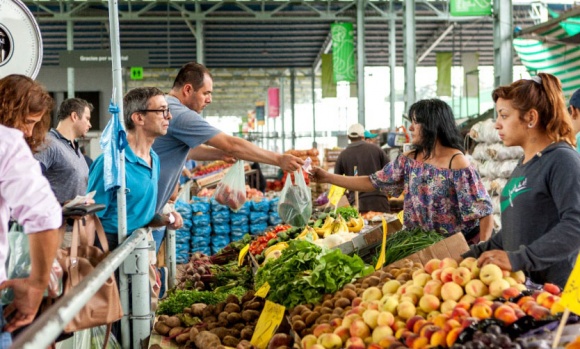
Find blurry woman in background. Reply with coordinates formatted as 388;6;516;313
464;73;580;288
0;74;53;152
310;99;493;243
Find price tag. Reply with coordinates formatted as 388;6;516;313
238;244;250;266
375;218;387;270
255;282;270;298
250;300;286;349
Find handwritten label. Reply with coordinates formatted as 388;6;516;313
559;254;580;315
250;300;286;349
255;282;270;298
238;244;250;266
375;218;388;270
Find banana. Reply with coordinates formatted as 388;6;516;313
327;215;349;236
314;216;334;237
347;217;365;233
263;241;289;257
297;226;318;241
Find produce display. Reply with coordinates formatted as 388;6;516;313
191;161;232;178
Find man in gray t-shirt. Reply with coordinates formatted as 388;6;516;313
35;98;93;204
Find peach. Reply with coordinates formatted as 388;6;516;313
410;336;429;349
441;282;464;302
494;304;518;325
427;310;442;321
431;268;443;282
419;324;441;340
412;268;428;279
517;296;535;307
470;264;480;279
351;297;363;307
413;273;432;287
377;336;397;348
317;333;343;349
443;319;462;332
333;326;350;343
393;319;407;331
367;344;382;349
362;287;383;302
515;308;526;319
440;257;459;269
377;311;395;327
535;291;552;306
371;325;394;344
412;319;427;334
394;327;409;340
446;327;463;347
362;309;380;329
520;300;537;314
367;300;380;311
406;315;425;331
406;285;425;298
349;319;371;338
440;299;458;314
470;302;493;320
342;314;362;328
464;279;488;298
459;295;476;307
511;270;526;284
488;278;511;298
433;313;450;328
502;286;521;299
400;293;419;306
479;264;503;285
419;294;441;313
301;334;318;349
440;267;457;283
313;323;333;337
329;317;343;328
452;267;472;286
309;345;326;349
424;259;442;274
423;279;443;297
346;306;365;316
382;280;401;295
344;337;365;349
430;329;448;347
380;296;399;314
515;283;528;292
460;257;477;269
450;307;470;321
528;304;551;320
503;276;517;286
544;283;561;295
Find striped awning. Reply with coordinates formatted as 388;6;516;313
513;7;580;99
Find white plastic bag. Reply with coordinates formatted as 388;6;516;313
277;169;312;227
214;160;247;211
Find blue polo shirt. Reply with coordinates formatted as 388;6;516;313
88;145;160;235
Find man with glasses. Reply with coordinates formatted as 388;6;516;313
568;89;580;153
88;87;183;251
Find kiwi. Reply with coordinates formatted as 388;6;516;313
304;312;320;326
342;288;357;301
334;297;350;309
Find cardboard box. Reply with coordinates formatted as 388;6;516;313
386;233;469;269
333;217;403;257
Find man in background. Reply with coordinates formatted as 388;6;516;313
35;98;93;204
334;123;390;213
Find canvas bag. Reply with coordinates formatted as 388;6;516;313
56;214;123;333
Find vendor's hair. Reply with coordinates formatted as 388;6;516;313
172;62;212;91
57;98;93;121
123;87;165;130
0;74;53;152
492;72;576;147
409;99;464;159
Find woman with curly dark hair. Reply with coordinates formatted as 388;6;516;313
464;73;580;288
310;98;493;242
0;74;53;152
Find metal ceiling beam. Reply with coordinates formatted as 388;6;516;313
416;23;454;63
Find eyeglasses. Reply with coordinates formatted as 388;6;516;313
139;109;170;117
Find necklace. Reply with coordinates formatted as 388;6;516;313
536;141;555;158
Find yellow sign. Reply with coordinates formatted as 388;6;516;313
238;244;250;266
327;184;346;206
375;218;388;270
559;254;580;315
255;282;271;298
250;300;286;349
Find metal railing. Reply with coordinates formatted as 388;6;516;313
12;229;151;349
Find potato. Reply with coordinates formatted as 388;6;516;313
233;323;246;331
240;327;253;340
322;294;332;301
224;303;241;313
293;305;307;315
176;332;190;344
227;312;242;324
226;294;240;305
189;327;199;342
335;297;350;309
223;335;240;347
244;301;262;311
210;327;229;340
154;322;171;336
168;326;185;338
165;316;181;328
202;305;216;318
267;333;292;349
228;328;241;339
216;302;227;314
241;310;260;322
241;291;255;304
193;331;222;349
158;315;169;322
236;339;254;349
191;303;207;317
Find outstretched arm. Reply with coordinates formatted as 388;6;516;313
310;167;376;192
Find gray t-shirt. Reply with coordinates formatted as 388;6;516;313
34;129;89;204
152;95;220;212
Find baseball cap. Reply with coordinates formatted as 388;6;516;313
347;123;365;137
364;130;378;139
570;89;580;109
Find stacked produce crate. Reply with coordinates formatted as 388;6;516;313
230;201;251;242
190;198;212;257
174;200;194;263
249;199;270;235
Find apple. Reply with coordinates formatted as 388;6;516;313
479;264;504;285
465;279;488;298
441;282;464;302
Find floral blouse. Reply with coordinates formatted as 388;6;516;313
369;154;493;236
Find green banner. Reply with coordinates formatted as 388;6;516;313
331;23;356;83
450;0;491;16
436;52;452;97
321;54;337;98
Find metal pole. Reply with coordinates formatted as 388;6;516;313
403;0;416;113
290;69;296;150
356;0;366;126
107;0;130;346
12;230;147;349
166;228;177;289
195;1;204;65
389;0;396;131
311;68;316;147
494;0;513;88
66;12;74;99
130;232;151;348
281;76;286;153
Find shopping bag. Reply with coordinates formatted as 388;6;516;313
277;169;312;227
214;160;246;211
1;223;63;305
